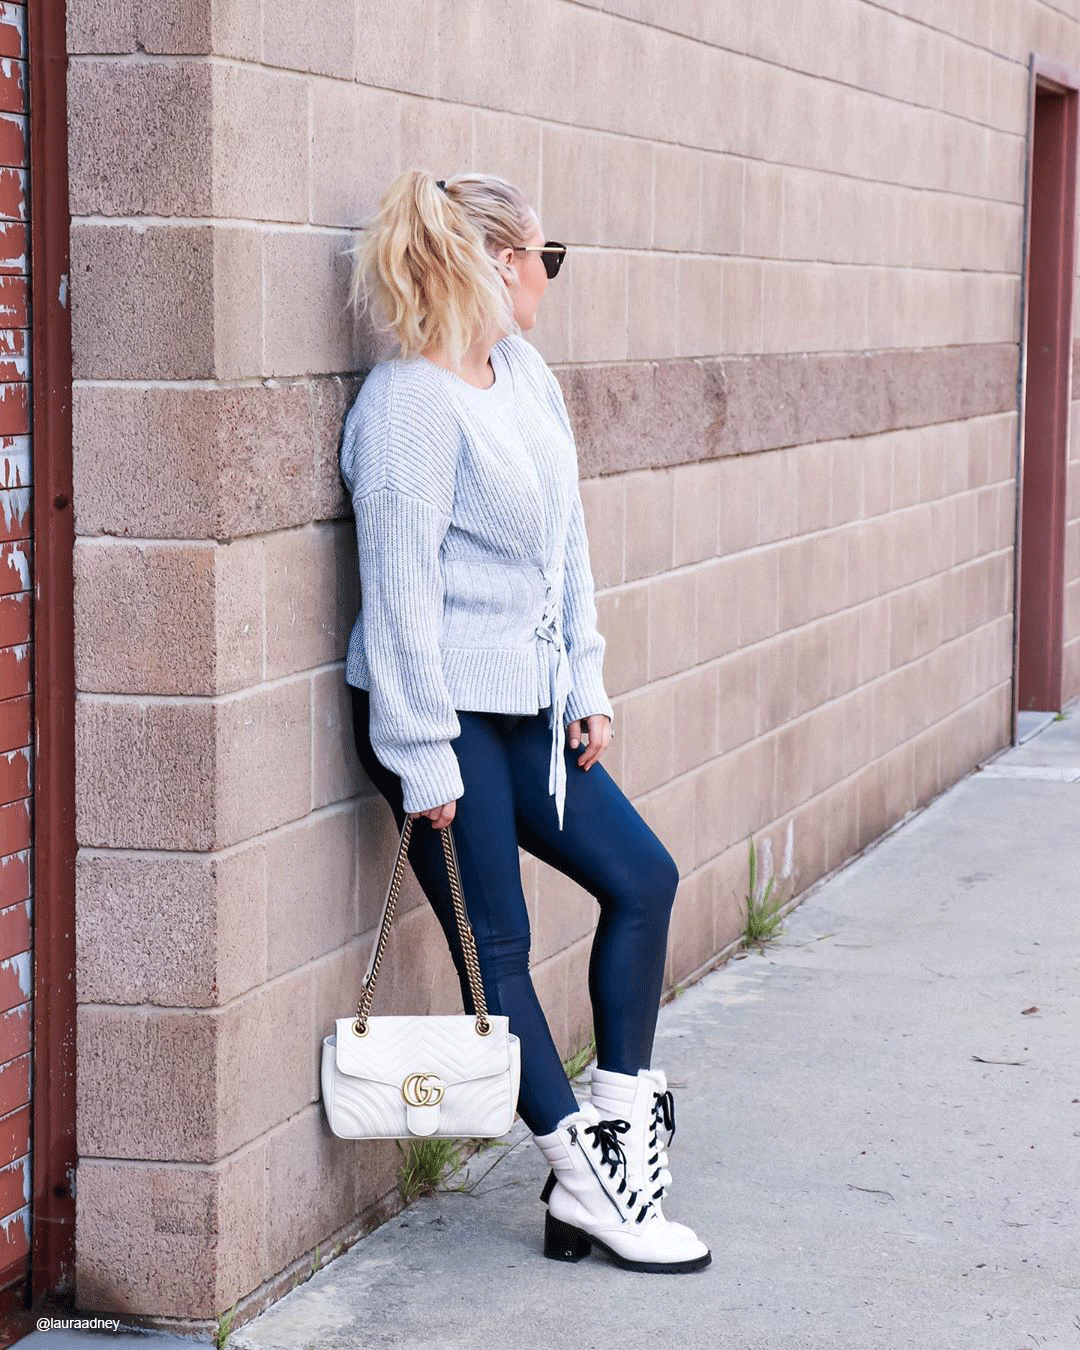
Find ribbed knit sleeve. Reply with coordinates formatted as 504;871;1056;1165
342;366;466;814
562;483;616;730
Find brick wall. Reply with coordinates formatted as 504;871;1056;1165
64;0;1080;1330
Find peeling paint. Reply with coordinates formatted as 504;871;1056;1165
0;487;29;532
0;440;30;488
0;951;31;998
0;1206;29;1238
4;541;29;589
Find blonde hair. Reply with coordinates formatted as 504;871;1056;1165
344;168;536;370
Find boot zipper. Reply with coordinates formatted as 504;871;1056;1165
567;1124;629;1223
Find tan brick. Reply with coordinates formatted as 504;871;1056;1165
619;685;676;799
314;374;362;525
716;645;759;751
265;805;360;980
75;1147;264;1319
262;0;354;77
265;523;356;680
76;843;267;1007
472;107;542;206
68;0;215;56
736;547;779;646
776;697;822;813
74;537;263;696
673;461;720;566
311;80;399;228
670;663;719;777
76;695;217;850
628;252;681;361
625;469;674;580
74;381;318;541
700;153;743;255
530;945;570;1059
676;254;724;358
69;60;212;217
722;256;764;355
832;440;861;525
758;629;799;732
72;224;215;379
263;1105;394;1283
530;860;595;966
313;668;365;811
756;447;799;545
743;158;783;259
77;1004;219;1161
794;620;830;717
648;569;698;681
654;143;701;252
212;63;309;221
861;435;894;518
696;556;740;663
823;774;861;876
570;248;629;364
666;869;715;984
215;678;314;847
357;0;440;98
826;608;861;699
580;474;624;590
778;537;816;629
718;451;762;554
599;581;649;698
263;228;357;379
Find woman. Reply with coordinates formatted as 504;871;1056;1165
340;169;710;1274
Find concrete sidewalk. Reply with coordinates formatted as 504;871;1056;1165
20;711;1080;1349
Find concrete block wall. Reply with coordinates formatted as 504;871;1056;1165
65;0;1079;1331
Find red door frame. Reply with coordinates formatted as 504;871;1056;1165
1013;53;1080;727
25;0;75;1329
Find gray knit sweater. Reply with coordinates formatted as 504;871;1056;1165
340;332;614;830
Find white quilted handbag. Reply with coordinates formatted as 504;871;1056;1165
321;813;521;1140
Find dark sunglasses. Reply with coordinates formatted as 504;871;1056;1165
514;241;567;280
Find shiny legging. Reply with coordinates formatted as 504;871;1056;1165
348;684;681;1135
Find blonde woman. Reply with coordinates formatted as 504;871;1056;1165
340;169;710;1273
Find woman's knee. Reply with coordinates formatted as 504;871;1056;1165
606;842;680;920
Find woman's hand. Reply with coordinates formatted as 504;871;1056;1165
567;714;613;771
411;800;457;830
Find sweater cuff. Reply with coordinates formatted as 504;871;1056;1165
564;676;614;730
397;742;466;815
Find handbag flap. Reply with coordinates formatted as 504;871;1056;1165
333;1014;513;1087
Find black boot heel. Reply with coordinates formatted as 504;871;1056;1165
544;1210;592;1262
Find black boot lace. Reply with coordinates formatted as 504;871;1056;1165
646;1089;676;1200
584;1118;652;1224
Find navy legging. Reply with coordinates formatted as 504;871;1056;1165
348;684;680;1135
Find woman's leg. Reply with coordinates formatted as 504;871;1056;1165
348;684;580;1135
503;711;680;1075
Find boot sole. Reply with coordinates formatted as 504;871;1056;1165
543;1210;711;1273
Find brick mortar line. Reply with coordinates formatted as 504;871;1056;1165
586;675;1016;906
66;25;1030;149
76;679;1013;1016
619;622;1015;802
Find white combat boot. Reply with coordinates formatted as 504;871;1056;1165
531;1101;710;1273
590;1065;678;1215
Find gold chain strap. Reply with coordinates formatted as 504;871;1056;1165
352;815;492;1039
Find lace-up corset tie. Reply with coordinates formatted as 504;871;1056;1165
536;559;574;831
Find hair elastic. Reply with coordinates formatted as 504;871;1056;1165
435;179;447;191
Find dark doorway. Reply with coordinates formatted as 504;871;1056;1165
1015;57;1079;724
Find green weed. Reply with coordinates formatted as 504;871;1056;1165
741;833;787;950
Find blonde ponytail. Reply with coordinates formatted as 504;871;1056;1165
344;168;534;369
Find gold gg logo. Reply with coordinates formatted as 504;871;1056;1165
401;1072;445;1107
